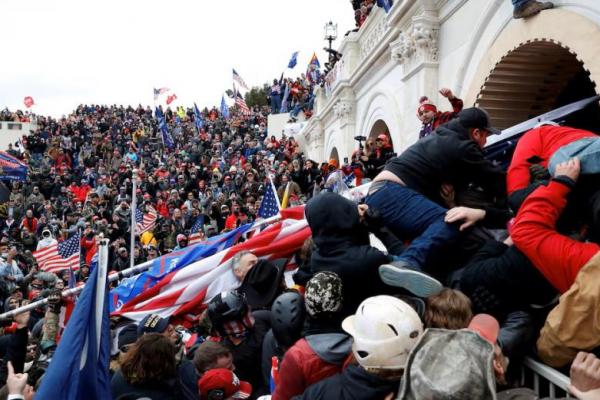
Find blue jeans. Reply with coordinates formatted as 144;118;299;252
365;182;458;270
512;0;530;8
270;96;281;114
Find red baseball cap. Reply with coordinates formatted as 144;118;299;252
198;368;252;399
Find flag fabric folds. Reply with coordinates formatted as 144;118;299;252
220;96;230;119
109;223;251;312
288;51;299;69
308;52;320;69
235;92;250;115
188;216;206;246
193;103;204;131
258;181;281;218
153;87;170;101
377;0;393;12
35;243;111;400
155;107;175;149
232;69;249;90
33;232;81;273
0;151;28;182
23;96;34;108
112;211;309;322
135;206;158;235
166;94;178;105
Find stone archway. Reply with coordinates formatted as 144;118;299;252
368;119;394;151
475;40;599;131
329;147;340;163
462;9;600;132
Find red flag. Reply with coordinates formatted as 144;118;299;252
23;96;34;108
166;94;177;105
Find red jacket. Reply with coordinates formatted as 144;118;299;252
507;126;595;194
272;338;348;400
511;179;599;293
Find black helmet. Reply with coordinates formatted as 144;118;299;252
207;290;248;329
271;291;305;348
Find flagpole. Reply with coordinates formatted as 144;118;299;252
0;213;286;319
130;169;138;269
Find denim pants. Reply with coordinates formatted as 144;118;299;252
270;96;281;114
365;182;458;269
512;0;530;8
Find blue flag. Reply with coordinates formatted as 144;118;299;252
220;96;229;119
109;223;252;312
35;248;111;400
0;151;28;182
377;0;393;12
155;107;175;149
194;103;204;131
288;51;299;69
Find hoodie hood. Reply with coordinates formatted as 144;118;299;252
305;192;368;250
306;333;353;365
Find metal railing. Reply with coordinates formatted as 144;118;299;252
521;357;573;399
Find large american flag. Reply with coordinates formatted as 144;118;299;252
235;92;250;115
136;206;158;235
33;232;81;273
232;68;249;90
188;217;205;245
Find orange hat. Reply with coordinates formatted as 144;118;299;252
328;159;339;169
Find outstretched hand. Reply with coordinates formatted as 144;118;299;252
445;207;486;231
439;88;454;99
554;157;580;181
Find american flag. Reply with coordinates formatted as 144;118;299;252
232;68;249;90
153;87;170;101
33;232;81;273
188;217;205;245
136;206;158;235
258;180;281;218
235;92;250;115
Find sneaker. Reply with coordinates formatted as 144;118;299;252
379;263;443;298
513;1;554;19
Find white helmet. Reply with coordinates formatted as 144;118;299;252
342;295;423;370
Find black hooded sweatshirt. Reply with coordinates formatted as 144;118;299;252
305;193;392;317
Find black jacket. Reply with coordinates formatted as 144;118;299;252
450;240;557;318
292;364;399;400
384;119;506;206
305;193;392;317
111;370;180;400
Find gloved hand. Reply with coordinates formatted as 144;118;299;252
529;163;550;183
46;289;63;314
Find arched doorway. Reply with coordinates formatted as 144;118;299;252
329;147;339;163
475;40;599;132
368;120;394;150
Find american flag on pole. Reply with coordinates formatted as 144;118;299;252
112;208;309;323
33;232;81;273
232;68;249;90
235;92;250;115
188;217;205;246
136;206;157;235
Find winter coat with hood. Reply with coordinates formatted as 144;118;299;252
273;332;352;400
292;364;399;400
305;192;392;317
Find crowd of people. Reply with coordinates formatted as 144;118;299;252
268;69;322;119
0;109;33;123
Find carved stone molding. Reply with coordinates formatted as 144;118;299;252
333;100;354;121
390;13;439;67
360;13;388;61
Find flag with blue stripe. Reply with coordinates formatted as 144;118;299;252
35;244;111;400
109;223;252;312
288;51;299;69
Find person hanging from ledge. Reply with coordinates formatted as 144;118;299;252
417;88;464;139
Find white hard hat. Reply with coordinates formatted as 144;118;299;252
342;295;423;370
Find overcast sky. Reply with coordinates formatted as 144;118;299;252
1;0;355;117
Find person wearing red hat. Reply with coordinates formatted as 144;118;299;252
417;88;464;139
198;368;252;400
